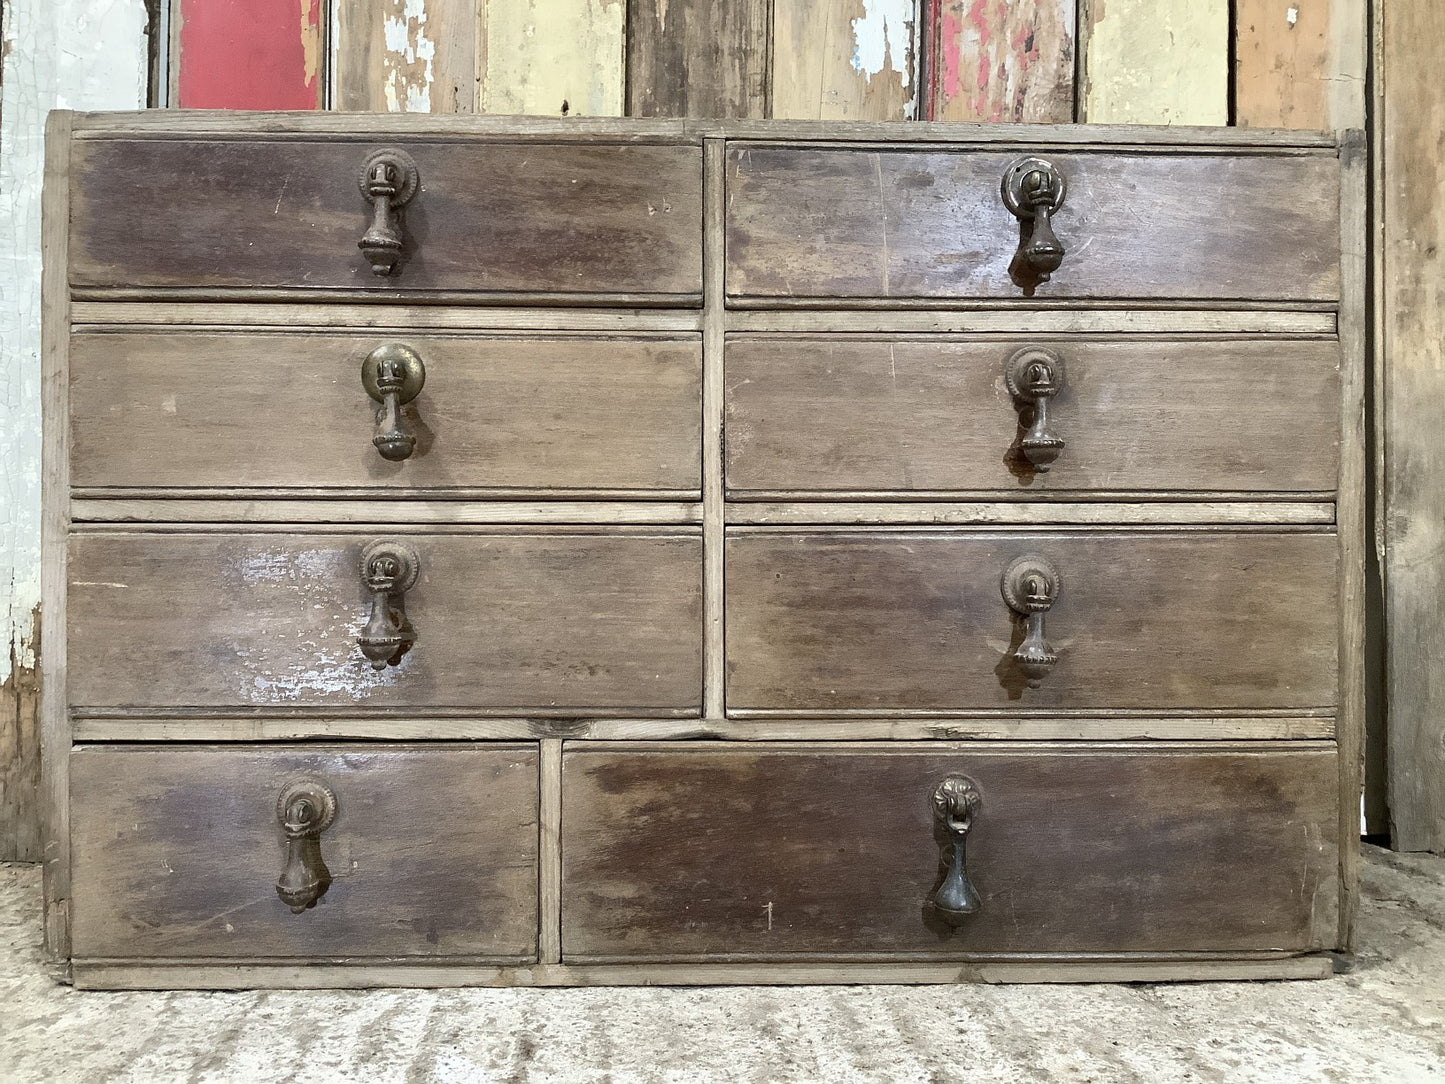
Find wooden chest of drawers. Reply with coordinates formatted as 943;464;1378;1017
41;112;1364;989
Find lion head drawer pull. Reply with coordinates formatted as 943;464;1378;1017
1001;555;1062;687
362;343;427;461
930;775;983;924
358;148;420;276
1001;156;1066;290
358;539;420;669
275;776;337;914
1005;347;1066;471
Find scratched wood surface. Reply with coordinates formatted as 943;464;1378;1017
67;531;703;713
336;0;478;112
771;0;919;120
930;0;1074;122
561;743;1338;958
71;744;539;959
1078;0;1228;124
1382;1;1445;852
627;0;771;117
479;0;625;117
172;0;324;109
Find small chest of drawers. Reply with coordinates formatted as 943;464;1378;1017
41;112;1364;988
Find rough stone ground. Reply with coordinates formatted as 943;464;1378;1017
1;845;1441;1083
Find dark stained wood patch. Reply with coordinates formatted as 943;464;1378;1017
725;530;1338;710
561;743;1339;958
627;0;771;118
72;743;538;959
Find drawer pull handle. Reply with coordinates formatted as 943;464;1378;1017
362;343;427;461
930;775;983;924
358;539;420;669
1001;156;1066;291
276;777;337;914
1001;555;1062;688
357;147;420;276
1005;347;1066;471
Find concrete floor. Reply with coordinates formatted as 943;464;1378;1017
1;846;1442;1083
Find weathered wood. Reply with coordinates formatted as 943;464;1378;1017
561;743;1338;958
70;332;702;495
336;0;478;112
173;0;324;110
726;530;1338;711
1383;3;1445;853
1235;0;1368;130
0;608;41;862
930;0;1075;122
480;0;625;117
539;739;562;964
70;744;538;959
68;530;703;712
725;338;1340;496
725;148;1341;301
772;0;919;121
1078;0;1228;124
724;503;1334;524
69;500;703;524
724;310;1338;334
71;303;703;332
627;0;771;118
703;140;727;720
70;139;703;299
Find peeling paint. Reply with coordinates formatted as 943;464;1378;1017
382;0;438;112
849;0;914;86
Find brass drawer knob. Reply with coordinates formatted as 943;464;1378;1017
930;775;983;925
362;343;427;461
358;539;420;669
1005;347;1066;472
358;147;420;276
1002;156;1066;291
276;776;337;914
1001;555;1062;688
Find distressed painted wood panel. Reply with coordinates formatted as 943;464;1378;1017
173;0;324;109
336;0;478;112
480;0;625;117
627;0;771;118
772;0;919;120
1079;0;1228;124
930;0;1075;122
1383;1;1445;852
1235;0;1329;128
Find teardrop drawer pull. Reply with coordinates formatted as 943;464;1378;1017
1001;555;1062;688
930;775;983;925
357;147;420;276
275;776;337;914
358;539;420;670
1005;347;1066;471
362;343;427;461
1002;156;1067;290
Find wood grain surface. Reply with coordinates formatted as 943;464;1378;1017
70;331;701;495
725;147;1340;300
70;139;703;298
68;531;702;712
930;0;1075;122
561;743;1338;958
724;338;1340;496
771;0;919;121
627;0;771;118
336;0;478;112
70;744;538;959
725;530;1339;711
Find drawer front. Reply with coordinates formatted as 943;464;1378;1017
561;744;1338;958
71;139;702;299
69;530;702;711
725;338;1340;496
726;147;1340;301
71;331;702;495
71;744;538;960
726;530;1337;711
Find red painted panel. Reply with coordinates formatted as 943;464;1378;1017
177;0;324;109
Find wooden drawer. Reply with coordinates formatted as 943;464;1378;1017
726;529;1337;711
68;529;703;713
725;338;1340;496
70;139;703;300
726;147;1340;301
561;743;1338;959
71;331;702;496
70;743;538;960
